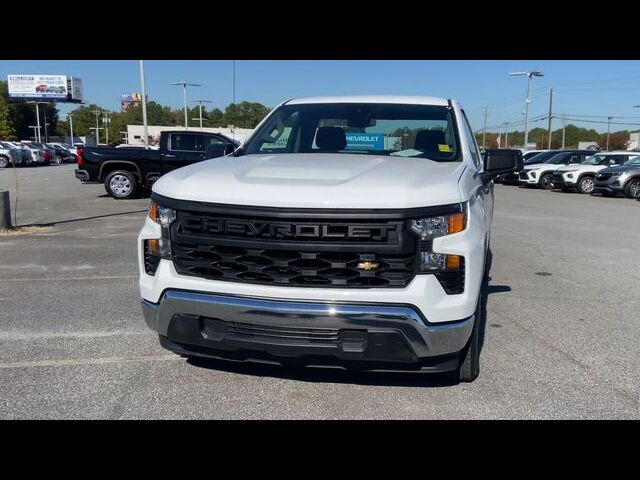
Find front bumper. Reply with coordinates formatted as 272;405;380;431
551;172;576;188
143;290;473;370
518;170;538;184
593;178;624;194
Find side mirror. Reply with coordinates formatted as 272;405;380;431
481;148;524;182
223;144;236;156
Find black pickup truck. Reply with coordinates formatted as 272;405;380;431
74;130;238;199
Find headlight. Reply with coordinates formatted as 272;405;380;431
409;211;465;272
146;200;176;261
610;172;623;177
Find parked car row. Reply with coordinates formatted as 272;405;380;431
496;148;640;199
0;140;82;168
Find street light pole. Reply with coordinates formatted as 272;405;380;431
139;60;149;149
28;125;39;141
171;81;201;130
191;99;212;130
509;70;544;151
547;88;553;149
43;106;49;143
68;114;74;144
27;102;42;142
482;107;488;149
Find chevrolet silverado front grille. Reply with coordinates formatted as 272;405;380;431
172;242;416;287
170;208;418;288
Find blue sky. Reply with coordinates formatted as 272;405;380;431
2;60;640;132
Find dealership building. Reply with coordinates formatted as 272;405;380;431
126;125;255;146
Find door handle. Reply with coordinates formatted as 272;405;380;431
164;154;176;158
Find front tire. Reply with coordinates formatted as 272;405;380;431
0;156;8;169
104;170;139;199
539;173;554;190
456;293;483;383
578;176;595;194
624;178;640;199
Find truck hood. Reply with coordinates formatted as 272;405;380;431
152;153;466;209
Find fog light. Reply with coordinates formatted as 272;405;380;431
446;254;461;270
143;239;161;275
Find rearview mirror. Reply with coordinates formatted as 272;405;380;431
481;149;524;183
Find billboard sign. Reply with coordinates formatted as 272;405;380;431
121;92;143;111
8;74;68;100
70;77;83;102
7;74;82;102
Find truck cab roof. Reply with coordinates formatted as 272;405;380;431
285;95;450;106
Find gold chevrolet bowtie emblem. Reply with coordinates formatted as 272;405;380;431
356;261;379;271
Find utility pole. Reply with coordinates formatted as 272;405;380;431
482;107;488;149
547;88;553;149
561;113;566;149
92;109;102;145
139;60;149;149
503;122;509;148
606;116;613;150
103;111;110;144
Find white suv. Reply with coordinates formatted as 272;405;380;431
137;96;521;382
519;150;593;189
552;151;639;194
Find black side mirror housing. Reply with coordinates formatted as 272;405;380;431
481;148;524;182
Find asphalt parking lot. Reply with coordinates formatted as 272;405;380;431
0;164;639;419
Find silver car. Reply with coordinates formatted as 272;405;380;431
593;156;640;198
0;141;24;168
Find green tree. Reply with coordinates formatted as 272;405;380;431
0;93;16;140
0;80;61;140
224;102;270;128
207;108;224;127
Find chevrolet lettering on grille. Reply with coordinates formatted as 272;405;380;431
187;217;398;242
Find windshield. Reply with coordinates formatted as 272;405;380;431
623;156;640;166
544;152;571;164
584;154;606;165
525;151;555;164
243;103;460;161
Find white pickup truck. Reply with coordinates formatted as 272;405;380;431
137;96;522;382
